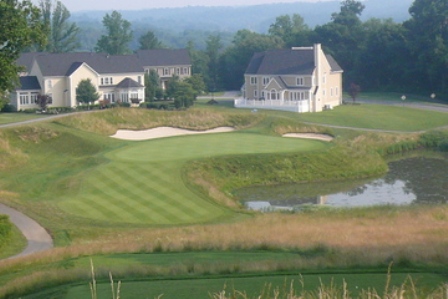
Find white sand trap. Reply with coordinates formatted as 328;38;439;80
111;126;235;141
283;133;334;142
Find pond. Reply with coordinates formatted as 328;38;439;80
235;155;448;211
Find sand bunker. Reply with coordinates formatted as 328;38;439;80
111;126;235;141
282;133;334;142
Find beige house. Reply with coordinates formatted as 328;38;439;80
235;44;343;113
12;49;191;110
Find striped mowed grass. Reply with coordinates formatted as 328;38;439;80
58;132;328;225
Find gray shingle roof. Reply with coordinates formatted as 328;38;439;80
116;77;144;88
16;52;43;73
136;49;191;67
33;52;144;76
326;54;343;72
17;76;41;90
246;49;315;75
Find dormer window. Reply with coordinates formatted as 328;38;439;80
296;77;304;86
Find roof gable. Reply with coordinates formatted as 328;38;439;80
116;77;144;88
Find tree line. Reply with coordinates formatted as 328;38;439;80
1;0;448;106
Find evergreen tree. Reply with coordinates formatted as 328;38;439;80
76;79;99;108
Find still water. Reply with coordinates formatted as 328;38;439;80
236;156;448;211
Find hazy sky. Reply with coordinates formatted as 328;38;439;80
46;0;333;12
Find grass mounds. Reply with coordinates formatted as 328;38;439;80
297;104;448;132
189;144;387;194
55;108;264;136
57;132;327;224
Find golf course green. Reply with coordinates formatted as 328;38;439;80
58;132;328;224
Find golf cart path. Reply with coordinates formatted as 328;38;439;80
0;203;53;260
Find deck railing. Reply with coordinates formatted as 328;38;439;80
234;98;310;113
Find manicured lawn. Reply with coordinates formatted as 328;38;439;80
297;104;448;131
57;132;328;224
0;113;49;125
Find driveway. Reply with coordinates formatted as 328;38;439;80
0;203;53;260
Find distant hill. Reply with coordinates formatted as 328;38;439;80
72;0;414;33
72;0;414;51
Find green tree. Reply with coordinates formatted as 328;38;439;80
405;0;448;93
38;0;79;52
173;81;196;109
0;91;9;111
0;0;45;92
95;11;133;55
357;18;410;90
144;69;160;102
220;30;283;90
76;79;99;108
184;74;206;96
139;30;164;50
313;0;365;85
269;14;309;46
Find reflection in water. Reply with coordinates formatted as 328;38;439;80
238;156;448;211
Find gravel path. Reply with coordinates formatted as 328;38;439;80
0;203;53;260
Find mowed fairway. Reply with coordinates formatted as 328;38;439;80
58;132;328;225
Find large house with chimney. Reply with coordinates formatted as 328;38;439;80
11;49;191;111
235;44;343;113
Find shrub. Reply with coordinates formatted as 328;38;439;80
419;130;448;148
1;104;17;112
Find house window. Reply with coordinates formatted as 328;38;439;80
102;77;114;85
30;92;39;104
163;68;170;76
176;68;180;75
270;89;278;100
250;76;257;85
262;77;270;85
103;93;115;103
19;92;29;105
323;75;326;84
296;77;304;86
335;87;339;96
131;91;139;101
183;67;189;75
261;91;265;99
254;90;258;98
47;80;52;89
121;93;129;103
